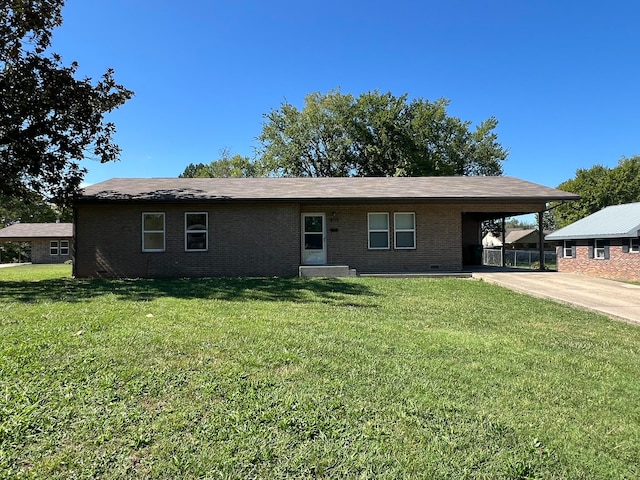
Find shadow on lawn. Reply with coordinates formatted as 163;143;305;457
0;276;378;306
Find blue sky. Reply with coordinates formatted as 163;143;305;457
53;0;640;189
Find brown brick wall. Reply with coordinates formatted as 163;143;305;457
75;200;545;278
31;238;72;264
557;239;640;281
75;203;301;278
302;203;463;272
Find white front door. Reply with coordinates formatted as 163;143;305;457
302;213;326;265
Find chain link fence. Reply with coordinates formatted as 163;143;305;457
483;248;557;270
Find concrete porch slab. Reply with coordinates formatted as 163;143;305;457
298;265;356;278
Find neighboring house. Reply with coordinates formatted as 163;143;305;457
0;223;73;264
546;202;640;281
482;229;557;249
74;177;578;278
482;231;503;247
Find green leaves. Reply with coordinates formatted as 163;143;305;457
257;89;507;178
179;150;260;178
551;156;640;228
0;0;133;206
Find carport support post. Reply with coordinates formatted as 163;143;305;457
538;210;545;271
501;216;506;267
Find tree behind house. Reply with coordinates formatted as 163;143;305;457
256;89;507;178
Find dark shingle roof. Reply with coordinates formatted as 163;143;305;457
546;202;640;240
78;177;579;203
0;223;73;239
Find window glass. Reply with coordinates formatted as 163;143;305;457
60;240;70;255
563;240;574;258
304;233;323;250
304;216;323;233
594;239;605;259
395;213;414;230
142;213;165;252
185;212;208;251
186;213;207;230
369;231;389;249
394;213;415;249
50;240;58;255
144;233;164;250
396;231;415;249
368;213;388;231
631;238;639;253
144;213;164;231
368;213;389;249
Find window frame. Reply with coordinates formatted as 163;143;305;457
50;240;59;256
142;212;166;252
368;212;390;250
394;212;416;250
60;240;70;256
594;238;606;259
630;238;640;253
563;240;575;258
184;212;208;252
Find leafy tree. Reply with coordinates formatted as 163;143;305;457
551;156;640;228
257;89;507;178
505;218;536;230
0;192;69;227
258;91;356;177
180;150;260;178
0;0;133;207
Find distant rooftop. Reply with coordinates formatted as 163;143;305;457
0;223;73;239
78;176;580;203
546;202;640;240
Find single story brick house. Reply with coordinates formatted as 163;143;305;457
0;223;73;264
546;202;640;281
74;176;578;278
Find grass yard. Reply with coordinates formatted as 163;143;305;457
1;265;639;479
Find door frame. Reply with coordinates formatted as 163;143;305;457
301;213;326;265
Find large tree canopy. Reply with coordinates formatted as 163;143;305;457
180;151;260;178
257;89;507;178
551;156;640;228
0;0;133;206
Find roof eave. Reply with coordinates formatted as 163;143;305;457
74;195;579;204
546;232;639;241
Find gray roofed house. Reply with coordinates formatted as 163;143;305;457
74;176;578;278
546;202;640;240
546;202;640;281
0;223;73;264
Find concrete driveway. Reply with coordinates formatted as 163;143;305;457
472;271;640;325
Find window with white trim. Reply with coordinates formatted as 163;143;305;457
394;212;416;249
594;239;606;259
368;213;389;249
50;240;59;256
185;212;208;251
60;240;70;256
563;240;575;258
142;212;165;252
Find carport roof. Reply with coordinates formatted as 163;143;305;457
78;176;579;203
546;202;640;240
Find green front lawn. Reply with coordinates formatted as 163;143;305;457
1;265;639;479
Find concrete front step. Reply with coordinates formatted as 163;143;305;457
298;265;357;278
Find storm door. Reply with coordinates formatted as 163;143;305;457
301;213;326;265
